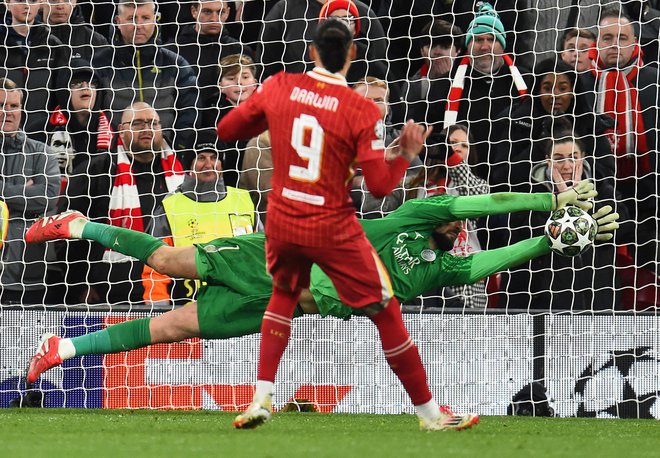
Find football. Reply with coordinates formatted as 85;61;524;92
545;206;597;257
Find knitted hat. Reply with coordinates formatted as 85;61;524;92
319;0;360;37
465;2;506;49
194;128;223;162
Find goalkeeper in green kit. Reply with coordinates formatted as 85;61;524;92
24;182;618;386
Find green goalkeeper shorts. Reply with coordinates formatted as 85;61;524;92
194;235;355;339
196;284;275;339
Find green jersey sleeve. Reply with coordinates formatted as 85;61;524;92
396;193;554;222
456;236;551;285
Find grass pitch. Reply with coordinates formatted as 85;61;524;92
1;409;658;458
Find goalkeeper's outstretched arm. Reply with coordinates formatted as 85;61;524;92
449;205;620;286
407;180;598;222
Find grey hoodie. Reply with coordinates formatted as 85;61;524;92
0;131;60;294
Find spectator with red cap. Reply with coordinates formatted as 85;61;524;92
319;0;361;36
257;0;387;82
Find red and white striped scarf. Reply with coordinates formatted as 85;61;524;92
443;54;528;128
590;44;650;177
108;142;184;233
49;107;114;151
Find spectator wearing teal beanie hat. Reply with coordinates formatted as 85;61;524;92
465;2;507;50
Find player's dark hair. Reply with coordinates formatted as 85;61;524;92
313;19;353;73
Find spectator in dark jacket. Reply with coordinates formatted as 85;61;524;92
47;59;114;175
93;0;198;151
41;0;109;63
582;8;659;268
0;0;68;142
419;2;532;179
490;58;615;192
401;18;464;125
0;78;60;304
502;123;629;311
165;0;253;116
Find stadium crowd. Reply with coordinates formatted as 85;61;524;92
0;0;658;311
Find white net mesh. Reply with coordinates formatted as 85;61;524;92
0;0;658;417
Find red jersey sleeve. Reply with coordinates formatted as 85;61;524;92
354;101;386;164
216;76;274;141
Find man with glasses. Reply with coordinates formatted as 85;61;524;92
0;78;60;305
41;0;108;63
57;102;185;305
0;0;68;142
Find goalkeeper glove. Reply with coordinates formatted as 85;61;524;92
592;205;620;241
553;180;598;211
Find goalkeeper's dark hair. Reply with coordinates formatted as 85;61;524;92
313;19;353;73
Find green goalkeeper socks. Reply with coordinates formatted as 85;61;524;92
81;222;166;264
69;317;152;357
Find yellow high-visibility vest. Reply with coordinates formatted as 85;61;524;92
162;187;255;247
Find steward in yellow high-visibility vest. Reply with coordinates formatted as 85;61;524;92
142;129;258;305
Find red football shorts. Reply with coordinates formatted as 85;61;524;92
265;233;393;308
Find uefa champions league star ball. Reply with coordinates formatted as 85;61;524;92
545;206;597;257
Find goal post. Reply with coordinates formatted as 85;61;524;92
0;1;658;418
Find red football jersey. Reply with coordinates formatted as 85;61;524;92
218;68;390;247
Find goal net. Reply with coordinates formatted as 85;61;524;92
0;1;658;418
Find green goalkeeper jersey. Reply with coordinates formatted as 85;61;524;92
196;193;554;324
309;193;553;318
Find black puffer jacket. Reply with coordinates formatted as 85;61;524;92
165;25;250;108
93;31;198;150
0;20;68;142
421;59;532;179
502;162;628;311
46;8;109;63
47;58;113;172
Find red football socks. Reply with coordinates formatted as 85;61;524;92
257;286;300;382
370;297;433;406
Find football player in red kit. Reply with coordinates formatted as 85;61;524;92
217;19;478;431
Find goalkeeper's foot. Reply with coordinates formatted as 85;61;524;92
233;399;272;429
27;334;63;385
25;211;87;243
419;411;480;432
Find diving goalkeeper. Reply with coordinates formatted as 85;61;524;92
25;184;617;385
